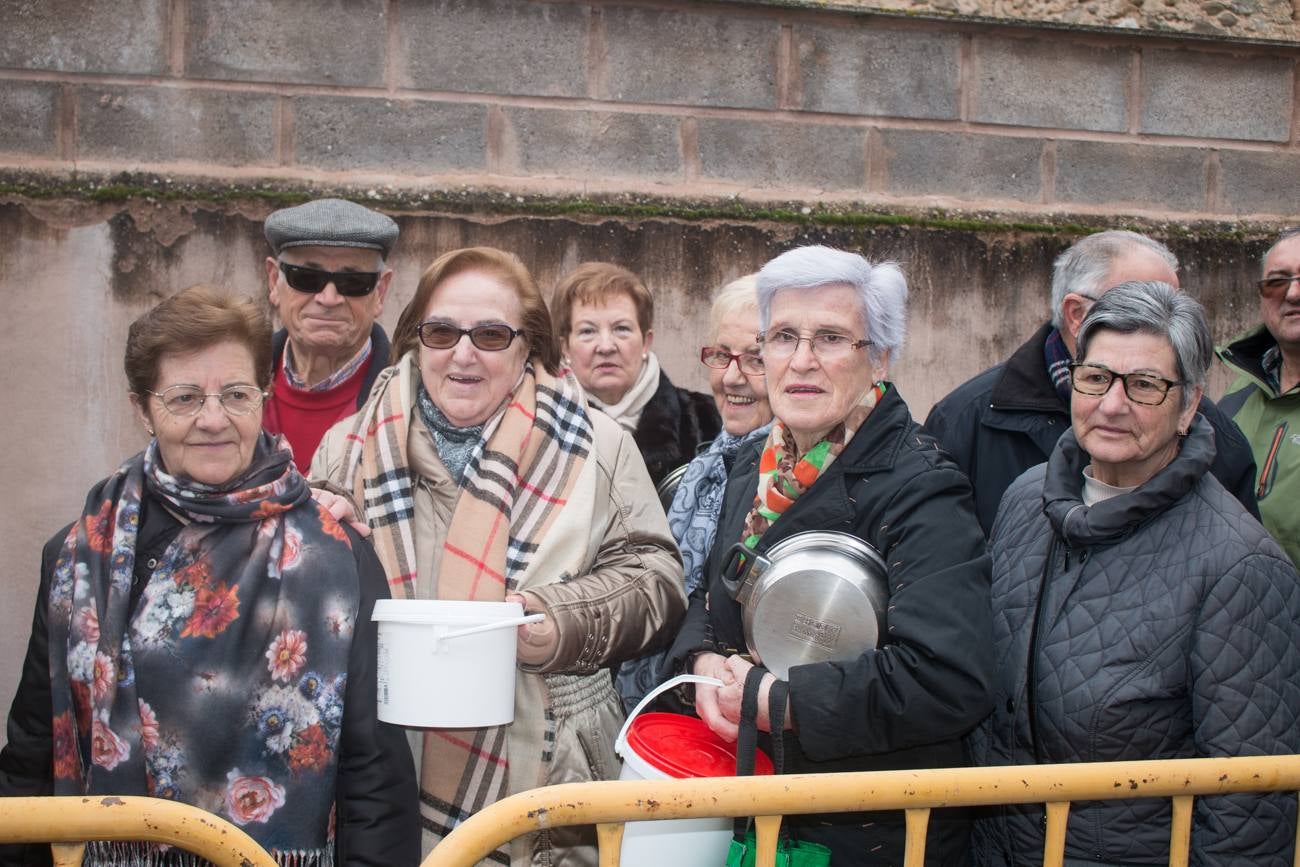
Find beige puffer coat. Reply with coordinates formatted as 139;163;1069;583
311;359;686;866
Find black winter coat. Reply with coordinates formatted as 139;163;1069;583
969;418;1300;867
667;387;995;867
0;492;421;867
632;370;722;486
923;323;1259;535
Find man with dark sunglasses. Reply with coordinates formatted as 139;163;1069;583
263;198;399;467
1217;228;1300;567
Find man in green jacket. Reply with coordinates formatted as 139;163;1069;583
1218;228;1300;567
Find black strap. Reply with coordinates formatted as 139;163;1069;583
734;665;766;778
767;678;788;775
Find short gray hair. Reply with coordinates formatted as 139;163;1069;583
1050;231;1177;330
709;274;759;343
1262;227;1300;272
755;245;907;364
1075;280;1210;411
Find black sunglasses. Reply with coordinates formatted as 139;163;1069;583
278;262;381;297
417;321;523;352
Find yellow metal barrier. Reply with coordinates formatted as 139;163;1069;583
418;755;1300;867
0;795;278;867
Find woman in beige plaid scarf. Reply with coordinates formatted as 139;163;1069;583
312;247;686;866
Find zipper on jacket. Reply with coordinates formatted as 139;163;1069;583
1256;420;1288;500
1025;535;1060;763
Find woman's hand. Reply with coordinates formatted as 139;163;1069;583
692;652;739;742
506;592;557;666
716;655;792;734
309;487;371;539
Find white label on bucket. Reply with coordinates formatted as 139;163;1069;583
377;632;390;707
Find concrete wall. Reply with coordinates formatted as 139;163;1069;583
0;0;1297;746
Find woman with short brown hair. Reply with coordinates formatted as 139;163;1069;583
313;247;686;866
551;262;721;485
0;285;419;866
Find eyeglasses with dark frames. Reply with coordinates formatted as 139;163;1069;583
758;329;873;360
278;262;381;297
1257;274;1300;299
699;346;764;375
1069;362;1185;407
417;321;523;352
146;384;267;417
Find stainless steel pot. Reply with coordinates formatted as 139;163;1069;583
655;463;691;512
723;531;888;679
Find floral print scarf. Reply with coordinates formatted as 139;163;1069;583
47;434;358;865
738;383;888;556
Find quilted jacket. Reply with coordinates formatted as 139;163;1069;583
970;416;1300;867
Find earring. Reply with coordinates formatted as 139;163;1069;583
146;424;155;436
642;352;649;361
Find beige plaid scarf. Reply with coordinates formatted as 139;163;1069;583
335;353;592;858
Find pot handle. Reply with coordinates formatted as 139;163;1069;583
436;613;546;644
721;542;766;606
615;674;724;756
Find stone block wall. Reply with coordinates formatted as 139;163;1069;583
1;0;1297;221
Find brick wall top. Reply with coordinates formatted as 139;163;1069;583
730;0;1300;43
0;0;1297;225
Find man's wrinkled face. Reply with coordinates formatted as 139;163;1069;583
1261;235;1300;354
266;245;390;358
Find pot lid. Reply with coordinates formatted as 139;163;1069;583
625;713;774;778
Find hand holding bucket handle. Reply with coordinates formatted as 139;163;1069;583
433;613;545;647
615;674;724;756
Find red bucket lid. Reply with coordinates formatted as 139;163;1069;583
625;712;775;779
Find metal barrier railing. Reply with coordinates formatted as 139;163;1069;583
417;755;1300;867
0;795;279;867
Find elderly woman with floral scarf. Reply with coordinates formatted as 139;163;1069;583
0;286;419;866
666;246;994;866
311;247;685;866
616;274;773;711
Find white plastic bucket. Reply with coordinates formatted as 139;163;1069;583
372;599;543;727
615;674;736;867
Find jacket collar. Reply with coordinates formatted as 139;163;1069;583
272;323;391;409
989;322;1068;414
1218;324;1282;393
833;385;911;473
1042;414;1216;546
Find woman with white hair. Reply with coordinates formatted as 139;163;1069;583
971;281;1300;866
667;246;994;865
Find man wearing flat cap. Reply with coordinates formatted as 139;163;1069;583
263;198;398;467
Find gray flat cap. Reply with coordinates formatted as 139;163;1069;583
264;198;399;257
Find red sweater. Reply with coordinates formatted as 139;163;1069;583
264;361;368;469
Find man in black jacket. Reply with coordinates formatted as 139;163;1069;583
924;230;1258;535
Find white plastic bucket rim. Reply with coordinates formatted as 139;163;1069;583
372;599;541;727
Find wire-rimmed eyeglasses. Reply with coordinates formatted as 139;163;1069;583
146;385;267;417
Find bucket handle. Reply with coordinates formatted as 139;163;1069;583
615;673;724;756
435;613;546;645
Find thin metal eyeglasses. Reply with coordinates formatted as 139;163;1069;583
699;346;764;375
1069;362;1185;407
417;321;523;352
1257;274;1300;299
146;385;267;417
758;329;873;360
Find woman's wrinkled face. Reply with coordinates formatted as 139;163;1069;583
563;293;651;405
709;314;771;437
419;269;530;428
764;283;882;452
131;340;264;488
1072;329;1200;488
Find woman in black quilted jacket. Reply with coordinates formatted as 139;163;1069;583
971;280;1300;867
